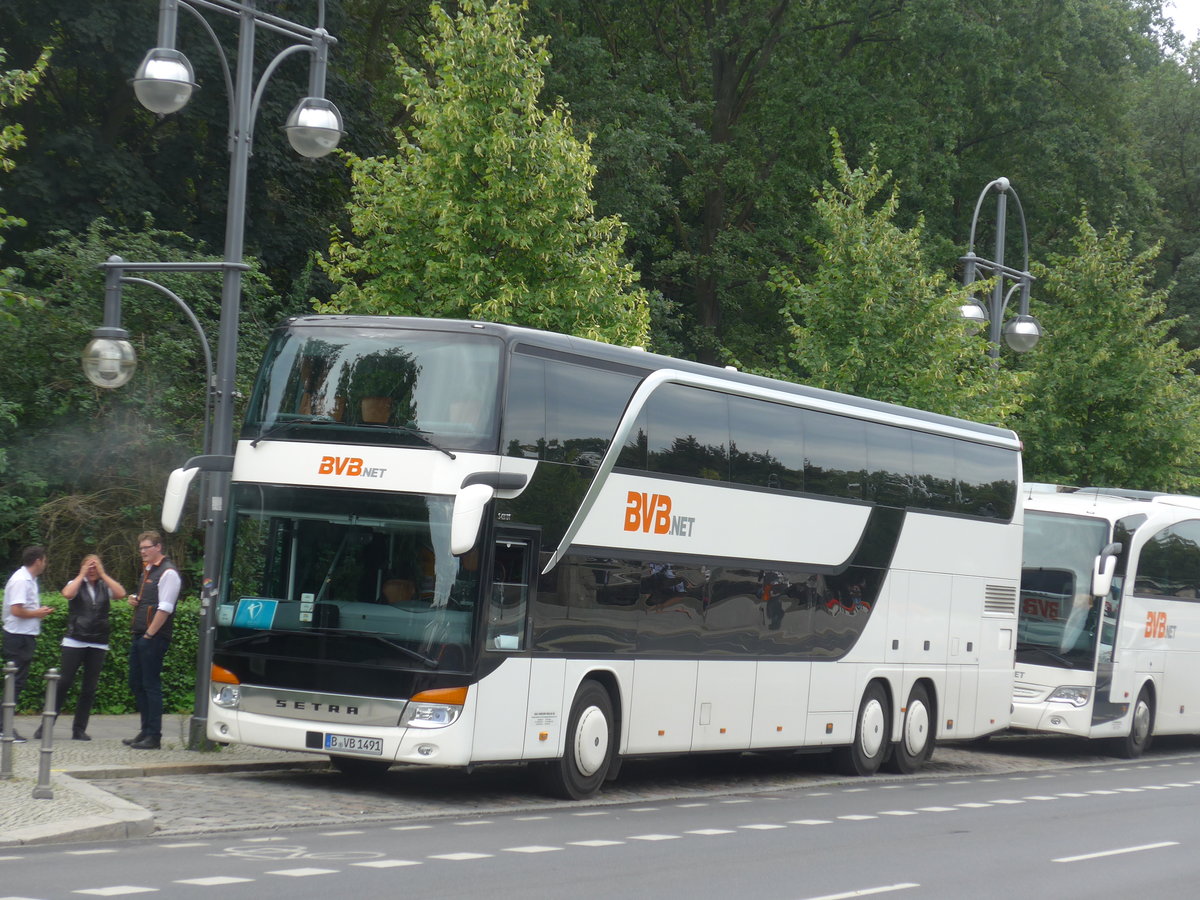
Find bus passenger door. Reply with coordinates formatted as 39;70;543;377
472;530;541;762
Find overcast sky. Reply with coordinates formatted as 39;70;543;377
1168;0;1200;41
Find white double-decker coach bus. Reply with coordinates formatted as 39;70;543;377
173;316;1022;798
1015;485;1200;757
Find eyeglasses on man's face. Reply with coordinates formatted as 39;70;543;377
138;544;157;552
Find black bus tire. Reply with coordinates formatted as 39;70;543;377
542;680;615;800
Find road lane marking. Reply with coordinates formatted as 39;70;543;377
264;868;338;877
878;811;917;816
629;834;680;841
740;824;787;830
390;825;432;831
66;850;118;856
957;803;991;809
503;846;561;853
788;819;832;825
799;882;920;900
838;815;877;821
687;829;735;835
73;889;158;896
569;840;624;847
989;799;1024;804
352;860;421;868
429;852;493;861
1053;841;1179;863
174;877;254;886
916;807;955;812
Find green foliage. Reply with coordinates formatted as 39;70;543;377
0;218;279;588
0;43;50;324
19;592;199;716
318;0;650;346
1014;214;1200;490
768;134;1025;423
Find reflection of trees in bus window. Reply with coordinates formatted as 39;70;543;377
501;354;546;459
804;411;866;499
1135;520;1200;599
728;395;803;491
646;384;729;480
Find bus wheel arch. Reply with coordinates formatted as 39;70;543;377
542;677;619;799
834;679;892;776
1119;683;1155;759
884;680;936;774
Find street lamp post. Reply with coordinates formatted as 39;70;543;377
957;178;1042;360
81;0;343;750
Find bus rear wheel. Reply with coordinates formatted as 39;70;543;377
1118;687;1154;759
884;684;934;774
833;682;890;776
542;680;615;800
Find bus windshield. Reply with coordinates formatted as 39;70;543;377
1017;511;1110;670
242;325;503;452
216;484;482;674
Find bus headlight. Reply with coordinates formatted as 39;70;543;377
1048;686;1091;707
210;664;241;710
400;686;468;729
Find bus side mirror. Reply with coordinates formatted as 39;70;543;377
1092;541;1123;598
451;483;495;555
162;466;200;533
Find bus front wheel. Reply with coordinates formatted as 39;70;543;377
1118;687;1154;759
543;680;615;800
833;681;890;776
884;684;934;774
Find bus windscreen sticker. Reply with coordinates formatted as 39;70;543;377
233;598;279;630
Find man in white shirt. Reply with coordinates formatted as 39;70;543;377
2;546;53;742
124;532;180;750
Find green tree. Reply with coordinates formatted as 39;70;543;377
1014;214;1200;490
318;0;650;346
768;135;1024;423
0;218;279;588
0;43;49;322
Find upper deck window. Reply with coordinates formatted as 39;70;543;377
244;326;504;452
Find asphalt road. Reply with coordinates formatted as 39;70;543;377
5;748;1200;899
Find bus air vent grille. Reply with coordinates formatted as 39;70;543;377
983;584;1017;617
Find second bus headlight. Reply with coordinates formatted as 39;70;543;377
400;686;468;729
1047;685;1091;707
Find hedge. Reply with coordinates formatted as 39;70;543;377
5;592;200;716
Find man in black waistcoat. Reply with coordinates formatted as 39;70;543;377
124;531;180;750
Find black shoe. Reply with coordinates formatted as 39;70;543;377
122;733;147;746
7;731;27;744
129;736;161;750
72;731;92;741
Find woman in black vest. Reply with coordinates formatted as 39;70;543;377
36;554;127;741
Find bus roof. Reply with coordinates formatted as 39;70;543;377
1023;484;1200;520
280;315;1018;445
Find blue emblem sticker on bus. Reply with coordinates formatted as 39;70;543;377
233;598;279;629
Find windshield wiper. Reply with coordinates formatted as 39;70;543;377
220;628;441;669
358;422;457;459
336;630;441;668
250;415;340;447
1016;643;1077;668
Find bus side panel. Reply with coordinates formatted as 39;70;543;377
470;657;531;762
750;660;812;748
692;660;756;751
627;660;698;753
906;572;951;667
522;656;566;759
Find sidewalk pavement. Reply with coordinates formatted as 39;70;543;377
0;713;322;848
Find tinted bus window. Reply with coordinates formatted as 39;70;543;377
866;422;914;508
804;411;866;500
546;361;638;466
728;396;804;492
502;354;547;459
646;384;730;481
910;431;958;511
1135;520;1200;599
957;442;1017;520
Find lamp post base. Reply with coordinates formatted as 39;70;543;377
187;716;219;752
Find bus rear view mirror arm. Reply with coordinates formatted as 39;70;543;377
161;454;235;534
1092;541;1123;597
